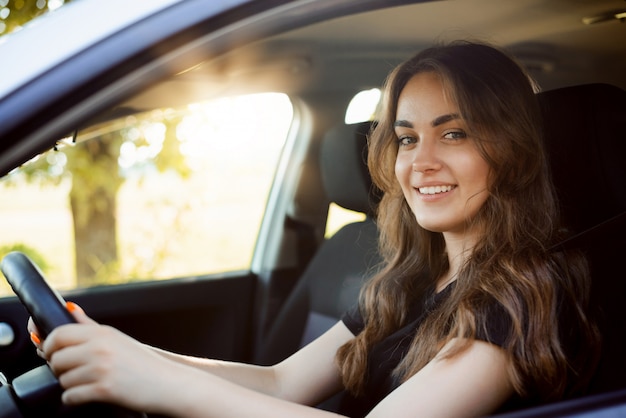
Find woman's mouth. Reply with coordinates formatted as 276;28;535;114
418;185;455;195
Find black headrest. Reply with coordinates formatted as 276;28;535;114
538;84;626;235
320;121;377;215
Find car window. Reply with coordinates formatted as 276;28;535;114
0;92;293;296
344;88;381;124
325;203;366;238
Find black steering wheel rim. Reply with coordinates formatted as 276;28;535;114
1;252;76;339
0;252;145;418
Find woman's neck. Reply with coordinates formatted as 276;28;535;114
437;231;479;292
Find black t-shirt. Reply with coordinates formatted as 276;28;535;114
337;282;518;417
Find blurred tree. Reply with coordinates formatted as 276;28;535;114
18;112;190;287
0;1;193;288
0;0;72;36
67;133;125;286
0;1;195;287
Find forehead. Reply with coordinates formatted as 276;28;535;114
396;72;458;122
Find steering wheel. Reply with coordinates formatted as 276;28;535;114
0;251;145;418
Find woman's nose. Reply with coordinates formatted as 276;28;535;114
411;141;442;173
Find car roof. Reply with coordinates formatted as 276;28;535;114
0;0;624;175
0;0;184;99
125;0;626;111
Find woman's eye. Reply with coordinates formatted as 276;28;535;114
443;130;467;141
397;135;416;146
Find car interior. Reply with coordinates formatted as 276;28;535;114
0;0;625;416
501;83;626;415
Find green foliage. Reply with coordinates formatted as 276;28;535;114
0;243;50;273
0;0;73;37
20;110;191;287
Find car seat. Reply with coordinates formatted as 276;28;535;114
539;83;626;395
495;83;626;416
255;121;381;366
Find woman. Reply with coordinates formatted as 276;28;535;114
335;40;600;416
32;41;599;417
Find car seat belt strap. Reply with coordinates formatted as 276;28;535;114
550;210;626;252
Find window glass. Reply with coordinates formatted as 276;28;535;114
344;88;381;124
324;203;366;238
0;93;293;296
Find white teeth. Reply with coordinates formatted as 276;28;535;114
418;185;453;195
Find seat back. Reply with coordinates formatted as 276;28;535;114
537;83;626;395
255;121;381;365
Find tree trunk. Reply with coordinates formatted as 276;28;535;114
68;135;123;287
70;184;119;286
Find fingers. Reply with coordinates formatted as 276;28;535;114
27;317;41;343
29;332;47;360
29;330;41;345
55;347;117;399
27;316;39;336
44;324;128;375
41;305;100;368
27;301;95;349
66;302;97;325
62;382;113;406
44;325;152;409
43;323;97;358
52;351;120;406
27;318;46;359
26;301;101;367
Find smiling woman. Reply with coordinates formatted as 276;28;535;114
334;41;600;416
394;72;490;237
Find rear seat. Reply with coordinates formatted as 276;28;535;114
255;121;381;366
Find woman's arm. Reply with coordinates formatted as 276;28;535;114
145;335;513;418
39;306;514;417
366;338;514;418
32;303;351;405
148;321;352;405
41;307;354;416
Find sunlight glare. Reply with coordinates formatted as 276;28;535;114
345;88;381;124
47;0;65;11
178;93;292;171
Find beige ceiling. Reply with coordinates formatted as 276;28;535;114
124;0;626;111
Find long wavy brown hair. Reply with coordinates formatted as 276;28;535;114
335;41;599;402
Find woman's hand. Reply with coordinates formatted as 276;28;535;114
27;301;90;359
29;303;183;412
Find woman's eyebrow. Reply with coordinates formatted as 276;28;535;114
394;120;412;128
432;113;460;127
394;113;460;129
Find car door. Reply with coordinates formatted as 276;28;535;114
0;0;308;381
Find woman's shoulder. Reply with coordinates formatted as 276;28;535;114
475;297;513;348
341;303;365;335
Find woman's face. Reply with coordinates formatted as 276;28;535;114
394;72;490;239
